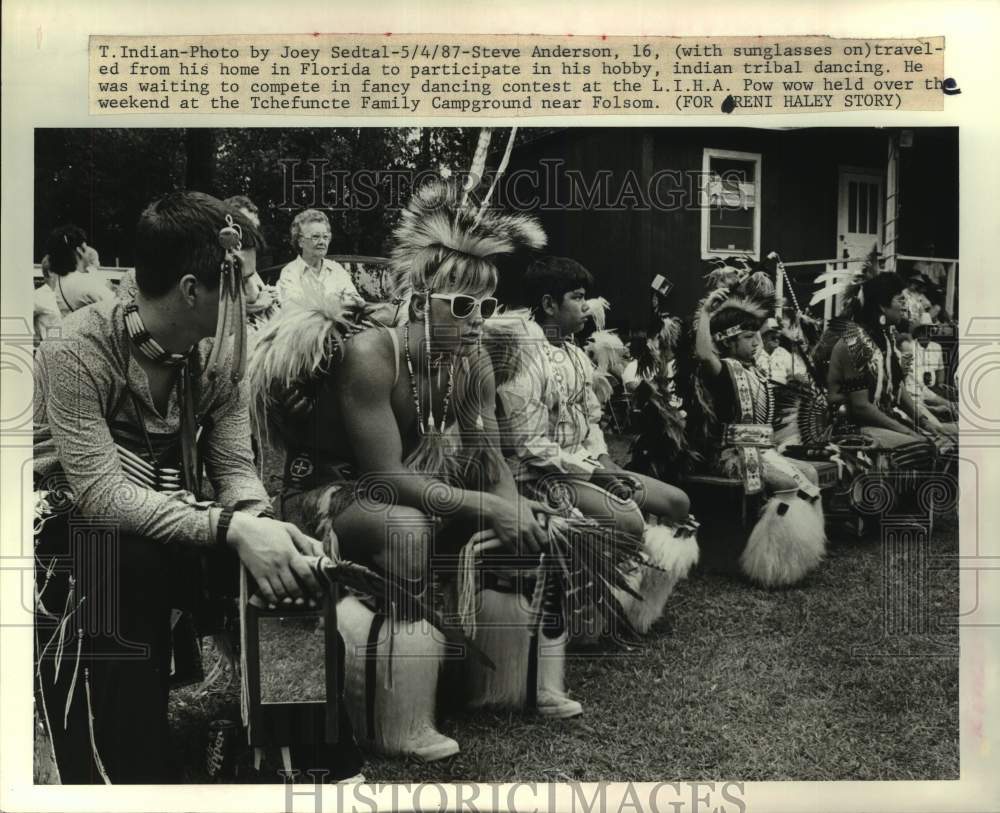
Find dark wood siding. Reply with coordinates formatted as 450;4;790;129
498;127;955;334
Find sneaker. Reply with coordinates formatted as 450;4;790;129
537;691;583;719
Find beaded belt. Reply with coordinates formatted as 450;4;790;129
723;423;774;495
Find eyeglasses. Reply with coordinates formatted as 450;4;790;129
430;293;499;320
303;234;330;243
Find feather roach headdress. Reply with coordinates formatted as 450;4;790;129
388;134;547;483
691;259;776;349
389;176;547;305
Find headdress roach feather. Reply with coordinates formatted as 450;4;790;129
389;176;547;304
388;139;546;483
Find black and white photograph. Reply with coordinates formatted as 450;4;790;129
29;124;960;788
7;2;1000;812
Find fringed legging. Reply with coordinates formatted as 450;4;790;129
35;512;180;783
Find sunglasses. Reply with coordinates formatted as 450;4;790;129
430;293;499;320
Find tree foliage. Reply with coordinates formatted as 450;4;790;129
34;127;478;267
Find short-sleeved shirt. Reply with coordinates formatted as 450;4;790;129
277;256;361;304
52;270;115;316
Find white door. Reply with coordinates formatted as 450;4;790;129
835;167;883;314
837;167;883;264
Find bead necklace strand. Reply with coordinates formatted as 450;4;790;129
403;322;456;434
123;303;189;367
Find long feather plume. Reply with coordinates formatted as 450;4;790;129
586;297;611;330
658;316;682;355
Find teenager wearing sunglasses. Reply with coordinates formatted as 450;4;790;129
251;180;586;762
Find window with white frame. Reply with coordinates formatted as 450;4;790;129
701;148;762;261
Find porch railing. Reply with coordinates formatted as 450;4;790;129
774;255;958;324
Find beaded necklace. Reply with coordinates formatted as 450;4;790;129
745;364;774;424
123;302;190;367
548;338;589;429
403;321;456;434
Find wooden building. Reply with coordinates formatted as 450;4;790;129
495;127;958;333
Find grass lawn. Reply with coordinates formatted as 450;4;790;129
170;511;959;782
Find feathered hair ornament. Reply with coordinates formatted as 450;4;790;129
691;258;776;348
627;315;691;479
585;328;627;405
586;297;611;330
205;215;249;385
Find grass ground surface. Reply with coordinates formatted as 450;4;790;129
170;511;959;783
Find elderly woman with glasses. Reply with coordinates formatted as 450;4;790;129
277;208;362;304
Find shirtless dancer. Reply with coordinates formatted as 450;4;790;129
249;179;580;761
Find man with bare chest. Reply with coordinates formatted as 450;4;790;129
250;179;583;761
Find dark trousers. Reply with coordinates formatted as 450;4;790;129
35;511;364;784
34;512;222;784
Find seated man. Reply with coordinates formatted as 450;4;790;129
32;192;347;783
690;274;826;588
494;257;698;633
497;256;690;530
813;273;955;451
249;179;583;762
899;332;957;423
